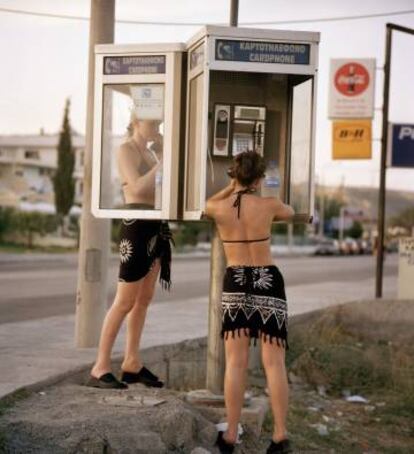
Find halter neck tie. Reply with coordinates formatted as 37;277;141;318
232;188;256;218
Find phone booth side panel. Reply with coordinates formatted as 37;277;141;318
286;74;318;219
309;44;319;219
183;39;209;220
161;51;183;220
91;53;105;219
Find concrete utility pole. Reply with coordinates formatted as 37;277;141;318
206;0;239;394
75;0;115;347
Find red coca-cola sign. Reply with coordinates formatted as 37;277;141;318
334;62;370;97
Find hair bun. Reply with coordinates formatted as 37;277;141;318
231;150;266;187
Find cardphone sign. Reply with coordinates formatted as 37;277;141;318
104;55;166;75
215;39;310;65
388;123;414;168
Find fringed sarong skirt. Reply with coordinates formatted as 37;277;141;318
118;217;173;290
221;265;288;349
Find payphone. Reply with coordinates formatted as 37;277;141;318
212;104;266;157
183;26;319;221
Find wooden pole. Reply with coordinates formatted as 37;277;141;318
75;0;115;347
206;227;226;393
206;0;239;393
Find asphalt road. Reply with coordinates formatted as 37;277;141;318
0;253;397;325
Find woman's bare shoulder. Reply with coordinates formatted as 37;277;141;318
260;195;279;206
117;140;141;161
260;196;285;214
118;140;134;153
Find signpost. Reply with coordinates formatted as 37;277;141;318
376;23;414;298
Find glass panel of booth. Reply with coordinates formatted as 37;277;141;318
99;83;165;213
288;76;313;215
185;73;205;212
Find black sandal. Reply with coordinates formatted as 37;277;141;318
121;366;164;388
85;372;128;389
266;438;292;454
215;431;235;454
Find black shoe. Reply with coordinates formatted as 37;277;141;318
215;431;235;454
85;372;128;389
121;366;164;388
266;438;292;454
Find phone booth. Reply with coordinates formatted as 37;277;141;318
91;43;184;220
183;26;319;220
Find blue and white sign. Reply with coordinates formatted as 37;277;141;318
388;123;414;168
215;39;310;65
104;55;166;75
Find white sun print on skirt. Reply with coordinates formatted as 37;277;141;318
232;266;274;290
119;238;133;263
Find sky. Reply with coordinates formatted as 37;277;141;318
0;0;414;192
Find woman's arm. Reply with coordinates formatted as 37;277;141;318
117;144;160;198
270;198;295;222
208;179;236;202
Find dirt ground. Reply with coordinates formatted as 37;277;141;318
1;300;413;453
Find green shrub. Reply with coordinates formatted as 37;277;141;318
0;207;15;241
12;211;59;248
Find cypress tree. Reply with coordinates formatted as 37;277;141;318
53;98;75;220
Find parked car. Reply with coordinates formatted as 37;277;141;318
357;239;373;255
339;238;359;255
386;239;399;253
314;238;339;256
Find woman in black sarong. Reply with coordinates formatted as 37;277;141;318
205;151;298;454
87;113;173;390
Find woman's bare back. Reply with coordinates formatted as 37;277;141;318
212;193;275;266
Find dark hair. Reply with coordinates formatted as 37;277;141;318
228;150;266;187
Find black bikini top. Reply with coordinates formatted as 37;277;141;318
221;188;270;244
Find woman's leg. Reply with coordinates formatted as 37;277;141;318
121;259;161;372
223;330;250;444
261;339;289;442
90;280;142;378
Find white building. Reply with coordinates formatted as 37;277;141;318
0;131;85;210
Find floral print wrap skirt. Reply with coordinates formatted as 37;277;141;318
118;218;173;290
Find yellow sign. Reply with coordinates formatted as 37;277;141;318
332;120;372;159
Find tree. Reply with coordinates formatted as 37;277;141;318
346;220;363;239
53;99;75;225
0;207;15;242
315;192;345;237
